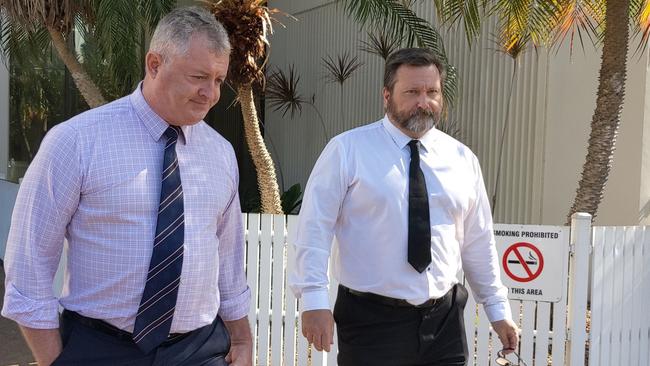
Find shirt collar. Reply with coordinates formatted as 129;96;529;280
129;82;191;145
381;114;438;153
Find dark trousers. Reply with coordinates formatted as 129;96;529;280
52;310;230;366
334;284;469;366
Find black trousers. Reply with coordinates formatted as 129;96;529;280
51;310;230;366
334;284;469;366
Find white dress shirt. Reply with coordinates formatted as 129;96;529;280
289;116;510;322
2;84;250;332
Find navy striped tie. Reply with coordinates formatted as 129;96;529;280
133;126;185;353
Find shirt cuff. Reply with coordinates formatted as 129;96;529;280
218;286;251;321
300;288;330;311
1;282;60;329
483;301;512;323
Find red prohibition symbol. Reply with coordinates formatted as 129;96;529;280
502;242;544;283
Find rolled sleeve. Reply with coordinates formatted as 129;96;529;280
2;282;61;329
218;286;251;321
1;124;82;328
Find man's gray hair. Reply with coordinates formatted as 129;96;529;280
149;6;230;60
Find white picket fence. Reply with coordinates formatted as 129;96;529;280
589;226;650;366
243;213;649;366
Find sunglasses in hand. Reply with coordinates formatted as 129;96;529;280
495;349;528;366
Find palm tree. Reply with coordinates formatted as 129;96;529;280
208;0;284;214
0;1;174;108
565;0;630;223
344;0;648;223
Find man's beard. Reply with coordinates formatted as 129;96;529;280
386;97;440;135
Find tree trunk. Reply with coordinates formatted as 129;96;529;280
47;26;106;108
566;0;629;224
239;84;283;214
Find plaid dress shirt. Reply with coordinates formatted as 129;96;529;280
2;84;251;332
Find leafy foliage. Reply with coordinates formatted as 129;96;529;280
359;30;403;60
1;0;175;98
266;65;305;118
281;183;303;214
207;0;277;87
322;52;365;85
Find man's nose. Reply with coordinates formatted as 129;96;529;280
199;83;217;100
416;94;431;110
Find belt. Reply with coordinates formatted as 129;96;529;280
62;310;191;346
340;285;450;308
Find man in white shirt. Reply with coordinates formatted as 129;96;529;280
289;48;519;365
2;7;251;366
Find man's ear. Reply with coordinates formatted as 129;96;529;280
145;52;163;78
382;87;390;109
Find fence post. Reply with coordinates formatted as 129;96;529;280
566;212;592;366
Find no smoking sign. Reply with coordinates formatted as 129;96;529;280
494;224;569;302
503;242;544;283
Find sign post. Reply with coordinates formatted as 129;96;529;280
494;224;569;302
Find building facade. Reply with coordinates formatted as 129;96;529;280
265;0;650;226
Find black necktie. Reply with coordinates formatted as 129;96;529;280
133;126;185;353
407;140;432;273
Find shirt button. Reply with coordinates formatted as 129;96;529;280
427;267;431;271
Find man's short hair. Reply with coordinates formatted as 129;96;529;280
384;48;446;92
149;6;230;61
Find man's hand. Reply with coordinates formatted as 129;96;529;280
491;319;519;354
224;317;253;366
301;309;334;352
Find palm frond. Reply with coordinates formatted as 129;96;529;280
207;0;279;86
322;52;364;85
491;0;535;58
359;30;403;60
0;17;50;66
338;0;458;106
265;65;305;118
90;0;145;94
552;0;604;52
632;0;650;53
0;0;84;32
140;0;176;30
433;0;487;46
